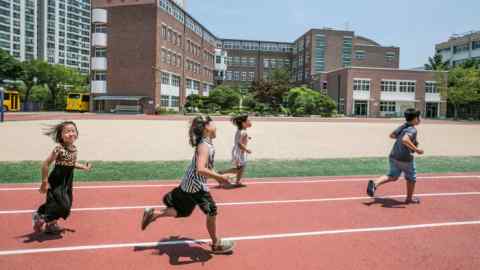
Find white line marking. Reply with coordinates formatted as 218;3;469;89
1;175;479;191
1;191;479;215
1;220;479;256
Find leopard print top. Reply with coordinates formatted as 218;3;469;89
53;144;77;167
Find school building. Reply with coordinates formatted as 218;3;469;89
91;0;444;118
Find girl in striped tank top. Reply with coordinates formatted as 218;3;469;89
140;115;235;254
219;114;252;187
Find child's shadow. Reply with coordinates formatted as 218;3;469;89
134;236;214;265
363;197;406;208
17;228;75;243
213;184;247;190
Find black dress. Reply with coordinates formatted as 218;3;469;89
37;145;77;223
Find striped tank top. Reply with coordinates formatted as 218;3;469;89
180;138;215;193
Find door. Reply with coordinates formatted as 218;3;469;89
354;100;368;116
426;102;439;118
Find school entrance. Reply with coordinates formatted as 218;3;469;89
354;100;368;116
425;102;439;118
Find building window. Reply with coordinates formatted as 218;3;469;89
353;79;370;91
93;71;106;81
216;56;221;64
94;48;106;57
380;101;396;112
248;71;255;81
241;72;247;81
249;57;256;66
381;81;397;92
472;40;480;50
172;75;180;87
161;95;170;107
171;96;179;107
453;44;469;54
233;71;240;81
342;36;353;67
355;50;366;60
161;72;170;85
226;71;232;80
399;81;415;93
425;81;438;93
385;52;396;62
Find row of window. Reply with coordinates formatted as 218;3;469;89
161;72;181;87
222;40;293;52
353;79;438;93
161;48;182;68
438;40;480;55
225;56;256;67
160;95;180;108
225;71;255;81
264;58;290;68
314;34;326;73
161;25;182;48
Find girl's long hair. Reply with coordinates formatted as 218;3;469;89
188;115;212;147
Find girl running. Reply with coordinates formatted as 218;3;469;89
33;121;92;234
220;114;252;187
141;115;235;254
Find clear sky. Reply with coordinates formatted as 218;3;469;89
187;0;479;69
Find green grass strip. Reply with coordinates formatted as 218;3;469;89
1;156;479;184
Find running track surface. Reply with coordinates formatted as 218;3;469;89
1;173;479;270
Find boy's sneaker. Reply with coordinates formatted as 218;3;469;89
32;212;45;233
367;180;376;197
405;197;421;204
44;223;63;235
212;239;235;254
141;208;155;231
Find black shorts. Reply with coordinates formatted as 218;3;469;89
163;187;218;218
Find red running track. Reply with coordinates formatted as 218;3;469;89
0;173;479;270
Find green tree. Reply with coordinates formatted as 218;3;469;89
208;85;241;111
0;49;21;82
44;65;87;110
425;54;448;71
251;68;291;112
285;86;336;117
18;60;49;110
445;67;480;119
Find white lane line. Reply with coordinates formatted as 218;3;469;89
1;191;479;215
1;175;479;191
1;220;479;256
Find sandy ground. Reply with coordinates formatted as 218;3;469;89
0;119;479;161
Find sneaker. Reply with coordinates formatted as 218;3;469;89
32;212;44;233
367;180;376;197
44;223;63;234
212;239;235;254
141;208;155;231
405;197;421;204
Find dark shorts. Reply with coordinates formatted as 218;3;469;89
387;158;417;182
163;187;218;218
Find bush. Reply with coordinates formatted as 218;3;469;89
209;85;241;111
285;87;336;117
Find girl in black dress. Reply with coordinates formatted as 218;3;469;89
33;121;92;234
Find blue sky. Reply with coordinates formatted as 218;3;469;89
187;0;479;68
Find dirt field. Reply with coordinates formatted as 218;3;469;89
1;116;479;161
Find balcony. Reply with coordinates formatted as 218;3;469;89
92;9;107;24
91;57;107;71
92;33;107;47
91;80;107;94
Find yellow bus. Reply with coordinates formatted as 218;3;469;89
2;90;21;112
66;93;90;112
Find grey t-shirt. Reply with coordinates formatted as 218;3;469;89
389;123;418;162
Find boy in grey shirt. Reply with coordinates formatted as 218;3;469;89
367;108;424;204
